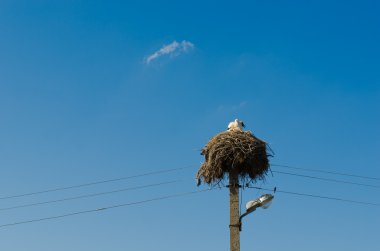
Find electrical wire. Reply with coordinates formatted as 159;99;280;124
0;165;195;200
272;164;380;181
2;163;379;202
0;180;178;212
247;186;380;207
0;188;215;229
1;181;379;229
271;171;380;189
239;187;243;215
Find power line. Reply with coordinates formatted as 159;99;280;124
1;182;378;229
0;165;194;201
2;162;379;205
0;188;215;229
0;180;178;212
272;164;380;181
271;171;380;189
247;186;380;207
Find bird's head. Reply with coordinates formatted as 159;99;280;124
236;119;245;128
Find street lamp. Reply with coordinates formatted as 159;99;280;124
238;194;274;231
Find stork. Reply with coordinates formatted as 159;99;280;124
227;119;245;131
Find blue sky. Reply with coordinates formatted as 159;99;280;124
0;0;379;250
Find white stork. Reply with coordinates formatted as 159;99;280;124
227;119;245;131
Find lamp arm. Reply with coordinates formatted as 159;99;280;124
238;208;256;232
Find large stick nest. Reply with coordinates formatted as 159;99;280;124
196;130;272;186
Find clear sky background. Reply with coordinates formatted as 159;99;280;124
0;0;379;250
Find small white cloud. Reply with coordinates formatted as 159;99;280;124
144;40;194;64
217;101;248;113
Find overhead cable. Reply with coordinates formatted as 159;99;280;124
0;165;194;200
272;164;380;181
271;171;380;189
0;180;178;212
248;186;380;207
0;188;214;229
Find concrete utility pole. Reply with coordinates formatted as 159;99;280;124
196;123;271;251
229;170;240;251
